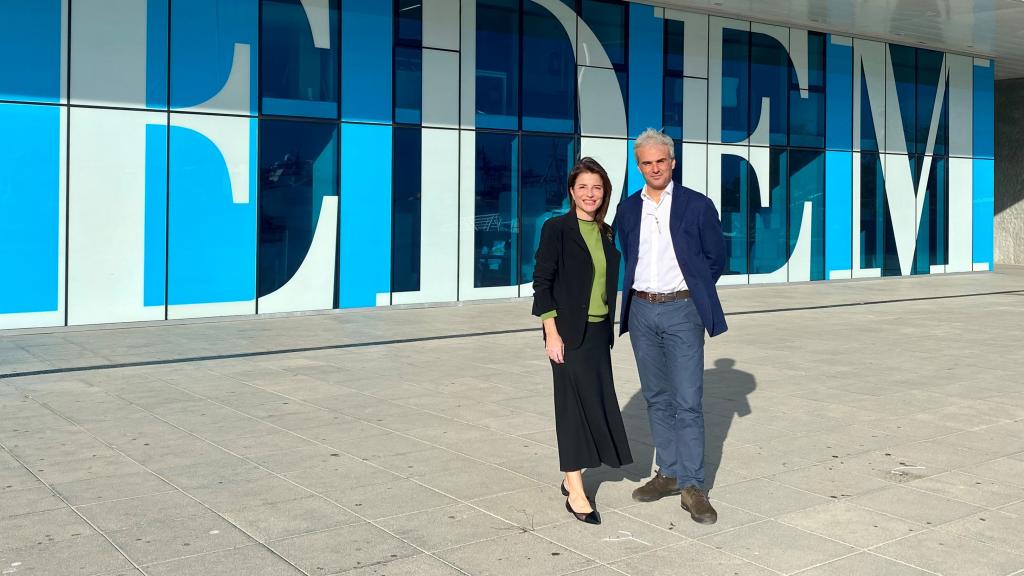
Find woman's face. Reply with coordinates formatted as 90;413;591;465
570;172;605;219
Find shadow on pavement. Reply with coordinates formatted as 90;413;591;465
583;357;756;502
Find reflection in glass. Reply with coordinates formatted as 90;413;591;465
261;0;339;118
860;74;881;152
915;155;947;274
721;28;749;143
396;0;422;46
890;45;916;152
790;32;826;149
477;0;520;130
749;149;787;274
665;19;684;76
475;132;519;288
859;152;886;271
917;49;947;156
663;76;683;140
789;150;825;280
523;1;575;133
520;135;574;284
750;29;788;146
721;153;748;275
581;0;627;69
258;119;338;297
394;47;422;125
392;127;422;292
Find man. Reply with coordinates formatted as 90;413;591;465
614;128;728;524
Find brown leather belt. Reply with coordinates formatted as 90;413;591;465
634;289;690;303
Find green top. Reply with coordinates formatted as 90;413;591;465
540;219;608;323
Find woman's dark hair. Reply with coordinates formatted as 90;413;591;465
567;157;613;236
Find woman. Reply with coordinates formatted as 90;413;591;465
532;157;633;525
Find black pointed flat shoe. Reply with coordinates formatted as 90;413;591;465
565;498;601;525
560;481;569;497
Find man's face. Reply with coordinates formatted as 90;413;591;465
636;144;675;191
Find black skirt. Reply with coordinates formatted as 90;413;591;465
550;319;633;472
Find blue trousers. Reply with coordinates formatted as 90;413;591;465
628;296;706;489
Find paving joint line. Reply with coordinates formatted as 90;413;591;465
146;369;767;576
3;289;1021;381
14;394;342;576
127;372;621;575
0;440;152;576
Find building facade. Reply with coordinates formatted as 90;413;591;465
0;0;996;329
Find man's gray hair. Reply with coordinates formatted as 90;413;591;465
633;128;675;162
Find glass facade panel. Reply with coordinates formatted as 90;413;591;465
790;150;825;280
790;32;826;149
721;153;749;275
342;0;393;123
394;46;423;125
474;132;519;288
860;69;882;153
520;135;574;285
476;0;520;130
522;1;575;133
261;0;339;118
859;152;884;270
257;119;338;297
663;77;684;140
915;155;948;273
392;127;422;292
665;19;684;76
750;29;788;146
721;27;749;143
890;45;916;153
0;3;1000;328
917;49;947;156
581;0;627;69
396;0;422;46
749;150;788;274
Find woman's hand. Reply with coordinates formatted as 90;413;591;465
543;318;565;364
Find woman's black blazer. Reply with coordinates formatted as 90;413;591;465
532;212;621;350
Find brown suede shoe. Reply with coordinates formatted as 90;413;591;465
680;486;718;524
631;471;682;502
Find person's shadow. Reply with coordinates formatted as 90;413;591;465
583;358;756;500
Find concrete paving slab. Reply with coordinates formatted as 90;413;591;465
701;519;857;574
872;529;1024;576
269;523;419;576
1;271;1023;575
436;532;596;576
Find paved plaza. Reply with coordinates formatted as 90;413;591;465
2;269;1024;576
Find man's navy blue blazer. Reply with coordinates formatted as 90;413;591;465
614;184;729;338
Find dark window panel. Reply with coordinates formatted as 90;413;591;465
258;119;339;297
396;0;422;46
789;149;825;280
476;0;520;130
523;1;576;133
394;46;423;125
720;27;749;143
890;44;917;152
665;19;684;75
721;152;749;275
581;0;627;69
474;132;519;288
260;0;339;118
392;127;422;292
520;135;575;284
790;32;826;149
750;28;788;146
749;148;788;274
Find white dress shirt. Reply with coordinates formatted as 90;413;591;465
632;181;687;293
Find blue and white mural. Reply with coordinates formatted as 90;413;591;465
0;0;996;329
